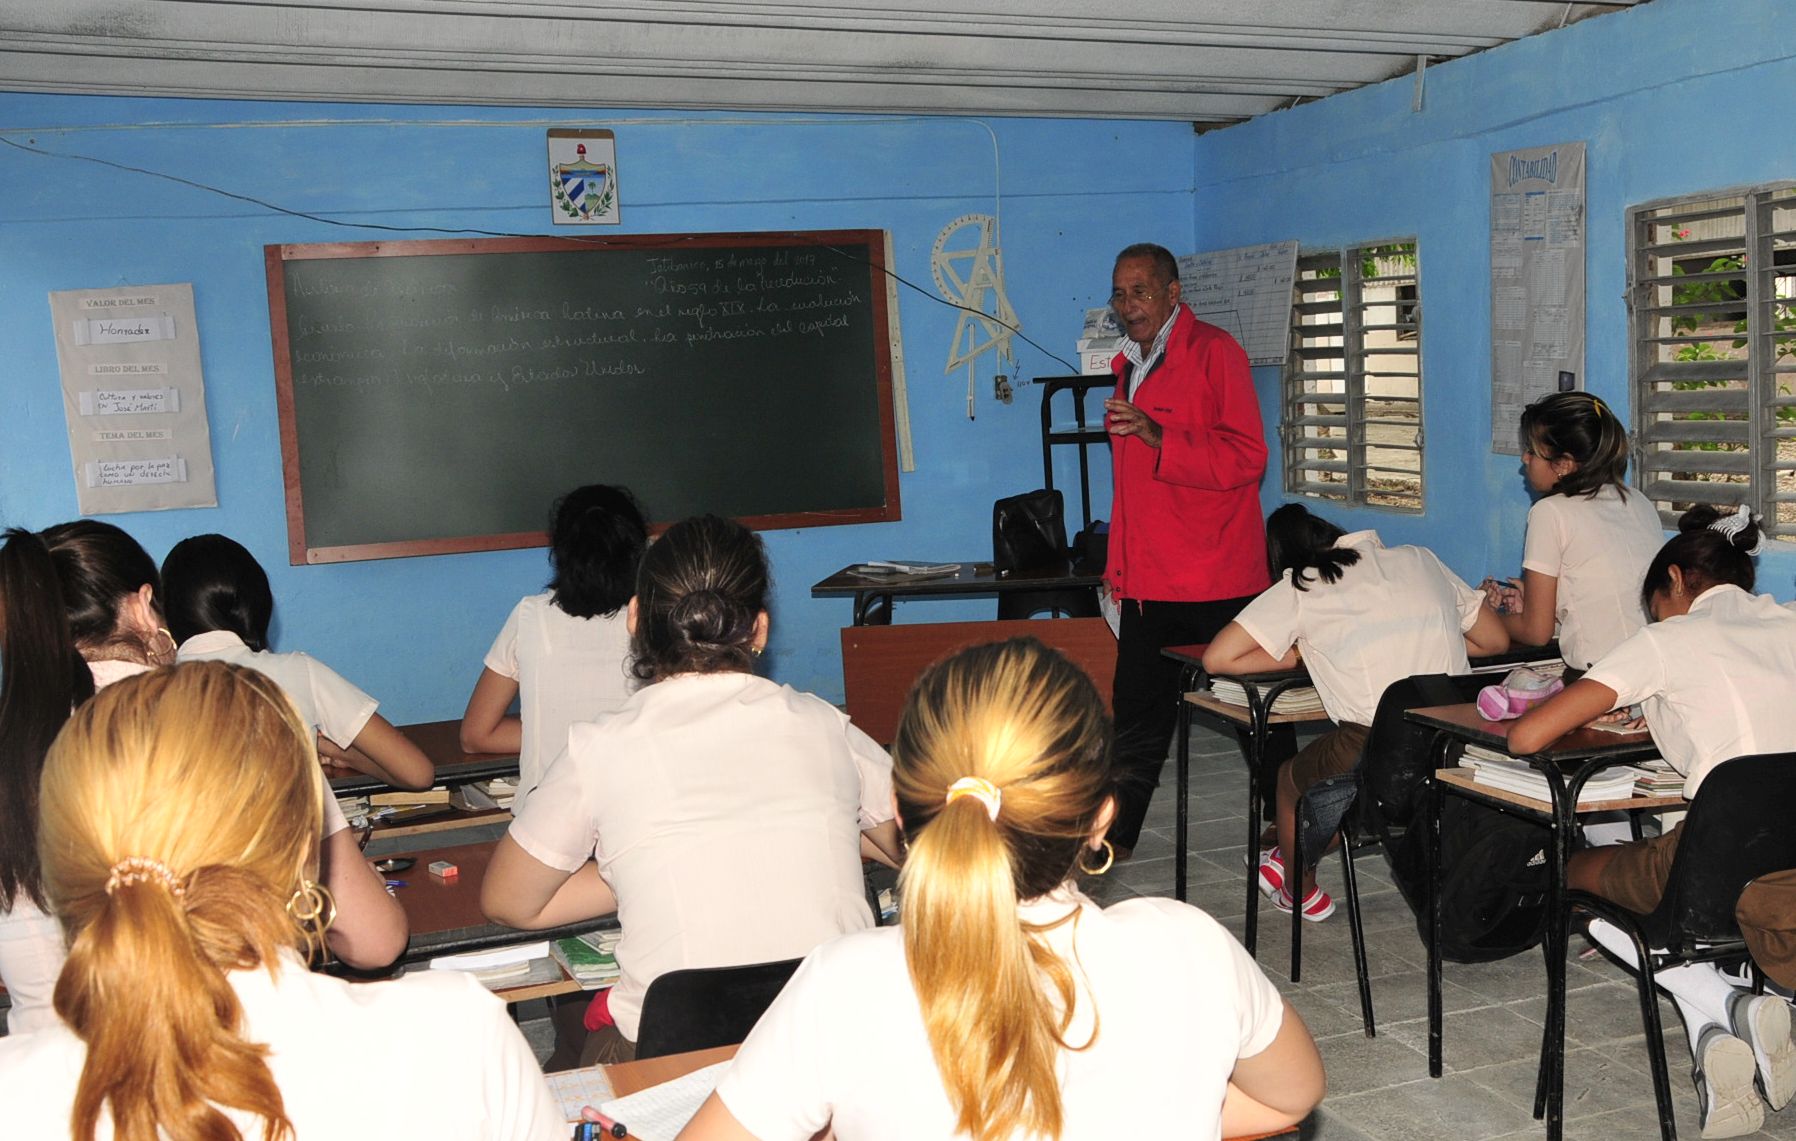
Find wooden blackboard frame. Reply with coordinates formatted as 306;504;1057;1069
266;229;902;565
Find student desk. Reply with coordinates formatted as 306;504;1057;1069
1406;703;1673;1141
389;838;616;976
811;561;1103;626
325;718;520;795
1159;643;1561;944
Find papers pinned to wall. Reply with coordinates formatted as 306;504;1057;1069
49;283;218;514
1176;240;1300;366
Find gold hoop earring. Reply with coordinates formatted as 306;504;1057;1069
150;627;178;667
1078;839;1115;877
286;880;338;963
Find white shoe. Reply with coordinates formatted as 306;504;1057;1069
1728;989;1796;1110
1696;1026;1765;1139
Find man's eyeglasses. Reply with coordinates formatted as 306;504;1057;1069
1109;286;1165;305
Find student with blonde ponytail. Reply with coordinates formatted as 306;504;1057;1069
679;638;1325;1141
0;661;563;1140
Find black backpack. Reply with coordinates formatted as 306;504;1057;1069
1358;673;1553;964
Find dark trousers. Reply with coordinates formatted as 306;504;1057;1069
1107;594;1292;850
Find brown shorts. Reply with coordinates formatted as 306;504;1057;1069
1738;869;1796;991
1595;824;1681;915
1288;721;1371;793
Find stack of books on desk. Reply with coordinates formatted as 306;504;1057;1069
1459;746;1643;806
1470;656;1565;677
1632;759;1685;798
1208;680;1326;715
552;930;622;989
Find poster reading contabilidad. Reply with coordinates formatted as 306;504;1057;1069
1489;141;1586;453
48;283;218;514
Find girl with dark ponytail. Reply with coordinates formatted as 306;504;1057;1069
1512;506;1796;1136
678;638;1324;1141
484;515;902;1063
1205;504;1508;920
461;484;648;816
1483;391;1663;672
0;520;171;1034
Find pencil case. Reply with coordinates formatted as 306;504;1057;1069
1475;666;1564;721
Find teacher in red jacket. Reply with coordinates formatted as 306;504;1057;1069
1103;242;1270;857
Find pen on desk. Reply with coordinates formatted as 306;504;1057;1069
579;1108;629;1139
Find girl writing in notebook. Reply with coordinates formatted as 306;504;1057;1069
483;515;901;1063
0;520;175;1034
1511;507;1796;1138
1483;391;1663;674
677;637;1324;1141
460;483;648;816
1203;504;1508;921
0;662;564;1139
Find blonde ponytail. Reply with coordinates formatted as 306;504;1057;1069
893;638;1113;1141
40;662;321;1141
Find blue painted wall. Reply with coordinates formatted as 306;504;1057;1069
1193;0;1796;600
0;99;1191;719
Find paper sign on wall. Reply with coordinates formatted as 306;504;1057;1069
548;129;620;225
49;284;218;513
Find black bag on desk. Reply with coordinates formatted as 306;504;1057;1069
992;489;1068;575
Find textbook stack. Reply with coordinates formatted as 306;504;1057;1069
1207;679;1326;715
1460;745;1642;806
551;930;622;990
1631;759;1685;798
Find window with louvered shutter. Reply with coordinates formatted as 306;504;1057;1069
1282;241;1423;511
1629;186;1796;539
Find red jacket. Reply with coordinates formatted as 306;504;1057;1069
1107;307;1270;603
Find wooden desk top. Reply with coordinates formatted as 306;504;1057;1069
1406;702;1654;765
389;837;615;964
1161;641;1562;674
326;718;520;794
811;561;1103;598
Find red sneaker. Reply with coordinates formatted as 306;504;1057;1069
1274;885;1336;922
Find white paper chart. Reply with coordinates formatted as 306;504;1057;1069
1489;142;1586;453
1176;240;1299;365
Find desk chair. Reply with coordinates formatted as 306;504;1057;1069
1551;753;1796;1141
633;958;804;1061
1282;673;1485;1038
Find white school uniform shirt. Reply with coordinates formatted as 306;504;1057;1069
176;630;361;838
1521;486;1664;669
0;949;564;1140
1232;531;1483;727
0;658;156;1035
1583;584;1796;798
483;591;635;815
715;887;1285;1141
508;670;895;1042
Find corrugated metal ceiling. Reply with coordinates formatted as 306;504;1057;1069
0;0;1645;124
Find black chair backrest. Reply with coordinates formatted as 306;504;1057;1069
633;957;804;1060
1357;672;1485;837
1643;752;1796;950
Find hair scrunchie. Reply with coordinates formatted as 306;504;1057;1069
945;776;1002;822
1707;504;1765;556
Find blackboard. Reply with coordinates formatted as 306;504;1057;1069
266;230;900;564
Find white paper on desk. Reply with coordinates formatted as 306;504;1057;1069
599;1060;731;1141
549;1066;618;1122
428;940;549;972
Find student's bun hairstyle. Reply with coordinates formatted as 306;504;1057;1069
892;637;1114;1141
0;521;159;913
1520;391;1632;498
1640;505;1760;614
630;515;768;681
1265;503;1360;592
160;533;275;651
547;484;649;620
42;660;320;1141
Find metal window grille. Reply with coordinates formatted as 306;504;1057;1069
1282;241;1423;511
1629;185;1796;539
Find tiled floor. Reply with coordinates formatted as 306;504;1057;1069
1075;722;1796;1140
